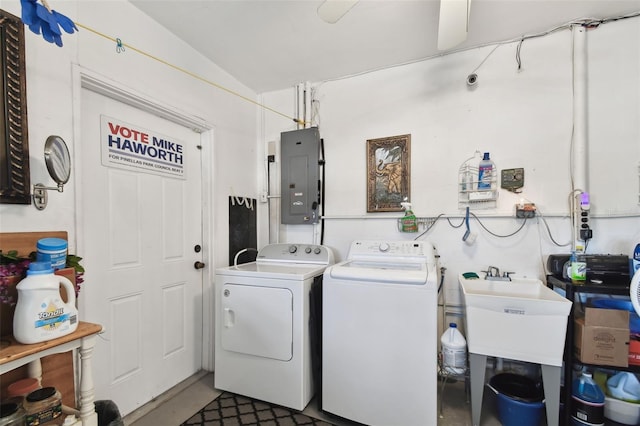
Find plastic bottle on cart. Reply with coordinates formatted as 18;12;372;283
477;152;494;190
440;323;467;375
572;370;605;426
570;251;586;284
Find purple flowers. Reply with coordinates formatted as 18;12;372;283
0;259;30;306
20;0;77;47
0;251;85;305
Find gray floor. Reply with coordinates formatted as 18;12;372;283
124;371;505;426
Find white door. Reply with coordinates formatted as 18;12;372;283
79;88;204;415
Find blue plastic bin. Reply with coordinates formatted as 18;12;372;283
489;373;545;426
495;392;545;426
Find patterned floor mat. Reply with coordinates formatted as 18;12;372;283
180;392;334;426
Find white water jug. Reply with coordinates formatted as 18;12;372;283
441;322;467;375
13;262;78;344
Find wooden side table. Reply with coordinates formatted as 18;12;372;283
0;321;103;426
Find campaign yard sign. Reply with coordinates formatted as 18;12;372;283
101;115;186;179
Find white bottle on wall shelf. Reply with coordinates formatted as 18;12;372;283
477;152;494;190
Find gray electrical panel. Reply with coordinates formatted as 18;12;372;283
280;127;320;224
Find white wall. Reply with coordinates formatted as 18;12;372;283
259;17;640;311
1;0;639;367
0;0;259;270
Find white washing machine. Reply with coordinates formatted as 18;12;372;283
214;243;334;410
322;240;440;426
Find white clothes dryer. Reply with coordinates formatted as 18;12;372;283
322;240;440;426
214;243;334;410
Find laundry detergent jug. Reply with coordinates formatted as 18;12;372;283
13;262;78;344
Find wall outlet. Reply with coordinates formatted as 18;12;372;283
516;203;536;218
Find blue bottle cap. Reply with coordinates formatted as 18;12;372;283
449;323;457;328
483;152;490;160
26;261;54;275
36;238;68;251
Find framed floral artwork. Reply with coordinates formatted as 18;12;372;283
366;134;411;212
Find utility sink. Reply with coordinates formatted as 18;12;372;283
459;274;572;366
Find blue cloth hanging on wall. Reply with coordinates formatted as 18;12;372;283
20;0;77;47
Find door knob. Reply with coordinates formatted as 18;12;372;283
194;261;205;270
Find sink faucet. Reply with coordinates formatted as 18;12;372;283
482;266;500;279
482;266;513;281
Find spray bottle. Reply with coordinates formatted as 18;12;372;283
399;201;418;233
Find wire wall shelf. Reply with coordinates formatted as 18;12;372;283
396;216;439;233
458;153;497;210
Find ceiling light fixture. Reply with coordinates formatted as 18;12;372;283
437;0;472;50
317;0;359;24
317;0;472;51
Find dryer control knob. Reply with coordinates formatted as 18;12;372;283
314;247;321;254
305;247;312;254
379;242;390;252
289;245;298;253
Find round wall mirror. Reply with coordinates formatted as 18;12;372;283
44;135;71;185
33;136;72;210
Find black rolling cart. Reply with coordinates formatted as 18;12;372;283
547;275;640;425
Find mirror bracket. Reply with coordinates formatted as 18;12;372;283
32;183;48;210
32;182;64;210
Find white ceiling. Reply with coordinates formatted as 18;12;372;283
129;0;640;93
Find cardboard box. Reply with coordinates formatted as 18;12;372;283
575;307;630;367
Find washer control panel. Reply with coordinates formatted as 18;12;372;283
257;243;335;265
350;240;427;256
346;240;437;265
